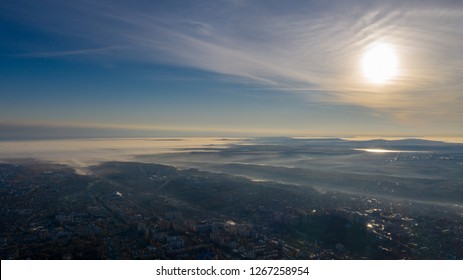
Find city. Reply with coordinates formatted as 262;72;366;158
1;156;462;259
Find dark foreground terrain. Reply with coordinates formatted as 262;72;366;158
1;159;462;259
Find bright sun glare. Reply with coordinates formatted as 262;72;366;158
362;43;398;84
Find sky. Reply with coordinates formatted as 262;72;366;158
1;0;463;138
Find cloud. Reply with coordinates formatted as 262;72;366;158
14;46;124;58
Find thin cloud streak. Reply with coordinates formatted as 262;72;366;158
14;46;124;58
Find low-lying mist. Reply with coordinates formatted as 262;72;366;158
2;137;463;206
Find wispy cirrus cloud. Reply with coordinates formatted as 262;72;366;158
14;46;124;58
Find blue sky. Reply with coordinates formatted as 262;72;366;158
1;0;463;138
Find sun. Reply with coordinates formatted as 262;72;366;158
362;43;398;84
